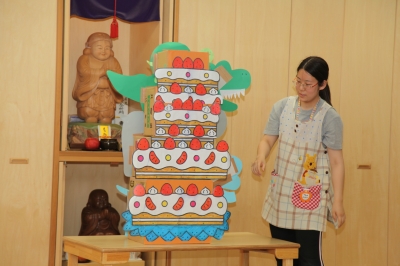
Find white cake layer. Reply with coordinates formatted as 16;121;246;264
155;68;220;82
128;193;227;216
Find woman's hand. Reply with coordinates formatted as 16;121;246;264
252;157;266;176
251;135;278;176
327;148;346;228
332;201;346;228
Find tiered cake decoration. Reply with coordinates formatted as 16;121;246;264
107;42;251;245
124;51;231;244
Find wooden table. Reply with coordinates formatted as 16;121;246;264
63;232;300;266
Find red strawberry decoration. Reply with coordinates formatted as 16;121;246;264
210;103;221;115
201;197;212;210
170;83;182;94
168;124;180;136
189;138;202;150
176;151;188;164
186;184;198;196
193;125;205;137
183;57;193;68
216;140;229;152
213;185;224;197
156;95;164;102
193;99;204;110
153;101;165;112
205;152;216;165
195;84;207;95
145;197;156;210
149;151;160;164
172;56;184;68
193;58;204;70
172;98;183;110
137;138;149;150
182;96;193;110
161;183;173;195
173;197;184;210
213;98;221;105
133;184;146;196
164;137;176;150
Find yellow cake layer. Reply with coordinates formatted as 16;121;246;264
156;119;216;126
157;78;218;86
132;213;224;225
135;166;227;179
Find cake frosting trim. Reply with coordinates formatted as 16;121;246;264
155;68;220;82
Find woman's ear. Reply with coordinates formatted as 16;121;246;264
319;80;327;91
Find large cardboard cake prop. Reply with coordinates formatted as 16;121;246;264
108;42;251;244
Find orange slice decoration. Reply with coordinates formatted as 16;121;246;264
173;197;184;210
145;197;156;210
201;197;212;210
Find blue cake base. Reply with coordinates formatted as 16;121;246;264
122;210;231;242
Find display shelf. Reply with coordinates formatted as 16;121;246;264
51;1;175;265
62;259;144;266
58;150;123;163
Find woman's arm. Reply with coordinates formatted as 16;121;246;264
327;148;346;228
251;134;278;176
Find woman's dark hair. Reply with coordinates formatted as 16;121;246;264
297;56;332;106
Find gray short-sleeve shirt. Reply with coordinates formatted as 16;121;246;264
263;97;343;150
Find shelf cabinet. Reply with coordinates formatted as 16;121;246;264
52;1;175;265
58;151;123;163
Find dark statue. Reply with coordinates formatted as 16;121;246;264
79;189;121;236
78;189;120;263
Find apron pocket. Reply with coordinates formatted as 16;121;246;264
291;182;321;210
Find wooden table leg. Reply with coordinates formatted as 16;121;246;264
239;250;249;266
166;251;171;266
67;253;78;266
282;259;293;266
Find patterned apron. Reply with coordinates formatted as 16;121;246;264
261;96;335;231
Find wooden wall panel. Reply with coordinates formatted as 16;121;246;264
0;0;57;265
337;0;396;265
388;0;400;265
289;1;345;107
129;22;160;76
177;0;236;62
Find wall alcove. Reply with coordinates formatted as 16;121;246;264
51;1;177;265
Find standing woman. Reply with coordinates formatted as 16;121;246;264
252;56;345;266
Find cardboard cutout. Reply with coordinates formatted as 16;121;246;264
109;43;251;244
107;42;251;112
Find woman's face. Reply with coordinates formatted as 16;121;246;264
91;40;111;61
295;69;325;105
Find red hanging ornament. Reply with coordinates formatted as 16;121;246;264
110;0;118;38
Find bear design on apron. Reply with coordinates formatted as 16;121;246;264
291;153;322;210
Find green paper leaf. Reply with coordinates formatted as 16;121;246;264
221;99;238;112
107;70;156;103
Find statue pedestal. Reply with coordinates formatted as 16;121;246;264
67;122;122;150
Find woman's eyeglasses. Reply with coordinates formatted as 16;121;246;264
292;78;318;90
